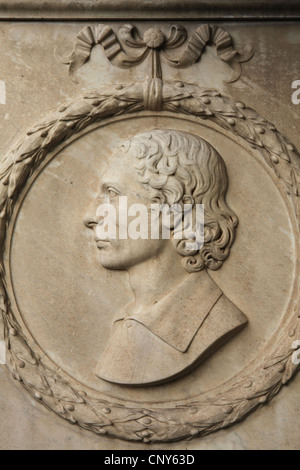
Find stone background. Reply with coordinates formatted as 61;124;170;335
0;13;299;450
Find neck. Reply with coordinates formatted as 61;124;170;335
127;245;190;313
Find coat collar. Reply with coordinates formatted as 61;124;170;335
114;272;222;353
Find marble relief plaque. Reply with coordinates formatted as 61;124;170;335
1;22;299;443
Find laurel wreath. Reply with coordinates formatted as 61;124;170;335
1;81;299;442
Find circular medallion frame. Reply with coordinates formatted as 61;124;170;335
1;81;299;442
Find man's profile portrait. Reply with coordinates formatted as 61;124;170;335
84;129;247;386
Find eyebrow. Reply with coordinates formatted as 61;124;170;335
98;180;123;194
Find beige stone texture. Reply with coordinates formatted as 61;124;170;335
0;16;299;449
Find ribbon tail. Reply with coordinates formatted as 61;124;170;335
61;25;147;81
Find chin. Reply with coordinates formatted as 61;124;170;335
98;253;127;270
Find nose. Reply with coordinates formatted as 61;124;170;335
83;212;98;230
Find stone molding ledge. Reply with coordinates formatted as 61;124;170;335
0;0;299;20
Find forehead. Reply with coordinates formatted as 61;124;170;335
99;149;146;194
103;150;134;179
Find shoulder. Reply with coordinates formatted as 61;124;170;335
95;318;186;386
188;293;248;358
95;294;248;386
212;294;247;326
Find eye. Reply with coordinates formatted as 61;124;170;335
107;187;121;199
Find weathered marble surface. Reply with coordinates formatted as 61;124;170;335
0;19;299;449
0;366;299;450
0;22;299;160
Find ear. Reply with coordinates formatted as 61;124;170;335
161;203;184;233
169;204;184;231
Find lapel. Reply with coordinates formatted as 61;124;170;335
114;272;222;353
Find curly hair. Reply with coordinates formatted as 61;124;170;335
117;129;238;273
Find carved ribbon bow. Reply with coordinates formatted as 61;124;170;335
64;23;253;110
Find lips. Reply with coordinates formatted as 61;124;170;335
94;238;110;248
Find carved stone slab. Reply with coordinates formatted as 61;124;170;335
1;22;299;443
